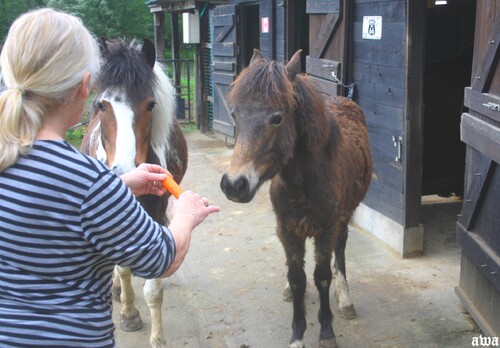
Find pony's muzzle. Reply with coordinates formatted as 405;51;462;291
220;173;252;203
110;163;136;176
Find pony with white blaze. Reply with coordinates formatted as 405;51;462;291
81;38;187;348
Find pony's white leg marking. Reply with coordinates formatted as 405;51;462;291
289;339;305;348
106;94;137;175
334;268;356;319
144;278;165;348
283;281;292;301
116;265;143;331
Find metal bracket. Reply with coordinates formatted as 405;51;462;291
482;101;500;111
392;136;403;162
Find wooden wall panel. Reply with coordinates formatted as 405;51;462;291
473;0;500;96
259;0;274;59
456;0;500;337
309;14;344;61
275;2;286;62
351;0;407;226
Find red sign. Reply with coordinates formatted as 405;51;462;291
261;17;269;33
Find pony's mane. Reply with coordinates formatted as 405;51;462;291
97;39;156;105
151;62;176;162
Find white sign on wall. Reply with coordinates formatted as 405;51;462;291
362;16;382;40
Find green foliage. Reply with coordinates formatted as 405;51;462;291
0;0;163;44
65;126;86;148
180;122;198;133
0;1;46;40
49;0;155;40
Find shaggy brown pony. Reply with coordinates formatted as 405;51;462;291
220;49;372;348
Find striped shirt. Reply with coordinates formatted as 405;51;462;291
0;140;176;347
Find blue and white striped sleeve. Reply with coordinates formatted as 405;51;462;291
80;171;176;278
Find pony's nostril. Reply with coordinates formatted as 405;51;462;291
233;176;248;194
220;174;250;202
220;174;230;194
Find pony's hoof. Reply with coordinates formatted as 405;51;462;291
288;339;305;348
150;336;166;348
120;311;143;332
319;337;337;348
339;303;356;319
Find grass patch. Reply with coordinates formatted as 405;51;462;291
66;126;86;149
180;121;198;133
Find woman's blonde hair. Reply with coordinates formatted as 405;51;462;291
0;8;101;171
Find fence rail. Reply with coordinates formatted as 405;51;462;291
158;58;193;123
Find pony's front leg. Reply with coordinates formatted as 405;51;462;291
280;232;307;348
116;265;143;332
112;267;121;302
288;262;307;348
314;235;336;348
144;278;165;348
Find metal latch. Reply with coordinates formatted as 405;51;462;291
482;102;500;111
392;136;403;162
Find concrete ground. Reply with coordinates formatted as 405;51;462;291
114;131;479;348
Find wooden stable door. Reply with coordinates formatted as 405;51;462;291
211;4;238;137
305;1;348;97
456;0;500;337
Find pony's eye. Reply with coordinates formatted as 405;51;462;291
270;113;283;125
96;102;106;112
147;101;156;112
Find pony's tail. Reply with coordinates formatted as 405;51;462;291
0;88;43;172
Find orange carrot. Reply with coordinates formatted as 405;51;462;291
161;176;184;199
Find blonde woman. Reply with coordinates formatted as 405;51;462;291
0;8;219;347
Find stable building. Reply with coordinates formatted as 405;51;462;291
146;0;499;337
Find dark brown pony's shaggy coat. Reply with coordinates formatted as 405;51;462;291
220;50;372;348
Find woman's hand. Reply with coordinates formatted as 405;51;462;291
162;191;220;277
120;163;169;197
171;191;221;228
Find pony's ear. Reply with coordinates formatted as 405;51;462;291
98;37;109;60
249;49;264;66
141;38;156;69
285;49;302;81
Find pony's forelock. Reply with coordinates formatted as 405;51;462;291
97;39;156;104
228;58;296;110
228;56;332;145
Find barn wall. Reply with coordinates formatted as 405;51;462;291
259;0;274;59
350;0;407;225
348;0;426;256
215;0;283;60
275;1;286;62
